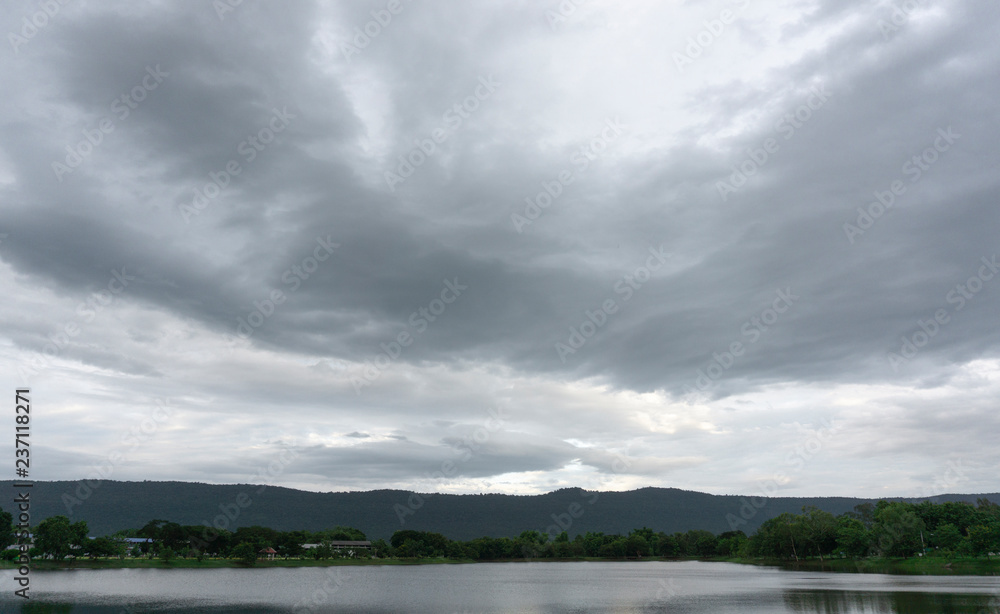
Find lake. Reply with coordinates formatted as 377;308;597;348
0;561;998;613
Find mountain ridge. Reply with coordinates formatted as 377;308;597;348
7;480;997;540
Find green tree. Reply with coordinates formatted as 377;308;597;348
445;540;468;559
390;530;418;549
694;532;718;557
835;516;870;558
370;538;391;558
389;530;449;558
85;537;123;559
677;530;717;557
630;527;656;543
190;527;231;556
655;533;680;557
395;539;419;558
232;525;278;550
276;530;307;558
848;503;875;529
716;530;748;556
748;513;803;560
872;502;925;557
915;501;978;535
137;519;169;541
930;523;963;551
231;542;257;567
517;530;548;558
964;523;1000;557
976;498;1000;519
34;516;88;559
624;533;651;558
0;508;14;551
598;537;626;558
581;532;606;557
156;522;187;552
312;543;332;559
552;541;575;558
798;507;838;560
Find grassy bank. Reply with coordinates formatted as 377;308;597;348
0;556;476;570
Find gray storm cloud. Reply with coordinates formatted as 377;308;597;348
0;0;998;498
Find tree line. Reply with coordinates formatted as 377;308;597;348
382;498;1000;561
2;498;998;564
744;499;1000;560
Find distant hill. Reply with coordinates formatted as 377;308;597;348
4;481;997;540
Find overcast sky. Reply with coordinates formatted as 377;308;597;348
1;0;998;501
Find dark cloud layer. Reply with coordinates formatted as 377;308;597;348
1;0;998;498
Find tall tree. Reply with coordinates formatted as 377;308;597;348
0;508;14;550
798;507;837;560
872;502;925;557
34;516;88;559
230;542;258;567
835;516;870;558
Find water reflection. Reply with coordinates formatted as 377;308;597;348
3;562;998;614
18;605;73;614
14;606;289;614
13;593;1000;614
784;589;1000;614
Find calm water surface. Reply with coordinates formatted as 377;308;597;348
0;561;998;613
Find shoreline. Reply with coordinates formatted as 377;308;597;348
735;556;1000;576
5;555;998;575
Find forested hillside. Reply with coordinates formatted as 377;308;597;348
4;480;995;539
